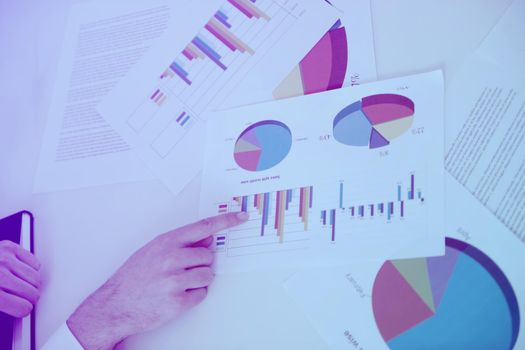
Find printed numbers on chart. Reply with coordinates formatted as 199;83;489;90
412;127;424;135
350;74;360;86
397;85;409;91
319;134;331;141
379;150;389;158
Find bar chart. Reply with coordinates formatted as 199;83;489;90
214;185;314;256
320;173;424;242
126;0;307;160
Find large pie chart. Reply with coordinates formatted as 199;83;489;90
234;120;292;172
372;237;520;350
333;94;415;149
273;21;348;99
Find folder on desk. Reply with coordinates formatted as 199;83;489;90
0;211;35;350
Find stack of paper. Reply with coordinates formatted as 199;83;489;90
33;0;524;348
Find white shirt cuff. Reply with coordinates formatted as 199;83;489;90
41;323;83;350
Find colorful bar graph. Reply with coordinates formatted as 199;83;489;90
216;235;226;246
330;209;336;242
192;36;228;70
218;204;228;213
241;195;248;212
409;174;415;200
150;89;167;106
153;0;272;91
339;183;344;209
228;0;270;20
320;173;424;241
176;112;186;123
205;20;238;52
169;61;192;85
229;186;313;241
214;10;232;28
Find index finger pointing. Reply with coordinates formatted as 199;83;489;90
172;212;249;246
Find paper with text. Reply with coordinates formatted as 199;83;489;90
34;1;174;193
445;55;525;244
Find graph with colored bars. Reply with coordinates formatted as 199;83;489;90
155;0;278;116
214;186;314;256
127;0;304;159
320;173;424;242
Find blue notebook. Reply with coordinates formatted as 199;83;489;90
0;211;35;350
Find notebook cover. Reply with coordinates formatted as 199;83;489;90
0;211;34;350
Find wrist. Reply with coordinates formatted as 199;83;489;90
67;281;132;350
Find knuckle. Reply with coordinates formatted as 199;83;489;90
11;299;33;318
196;248;213;263
0;241;13;250
197;268;214;284
188;288;207;305
0;253;13;267
161;258;176;273
30;287;41;302
199;217;214;230
17;301;33;318
171;274;186;290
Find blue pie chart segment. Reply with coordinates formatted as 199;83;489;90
372;237;520;350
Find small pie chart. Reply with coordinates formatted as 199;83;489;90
372;237;520;350
234;120;292;172
333;94;415;149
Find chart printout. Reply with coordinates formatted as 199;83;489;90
99;0;338;195
200;71;445;273
445;56;525;245
284;176;524;350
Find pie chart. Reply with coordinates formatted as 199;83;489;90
273;21;348;99
372;237;520;350
234;120;292;172
333;94;415;149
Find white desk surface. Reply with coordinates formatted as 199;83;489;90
0;0;512;349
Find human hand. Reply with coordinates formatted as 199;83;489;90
67;212;249;350
0;240;42;318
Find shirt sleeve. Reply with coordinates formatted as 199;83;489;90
41;323;84;350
